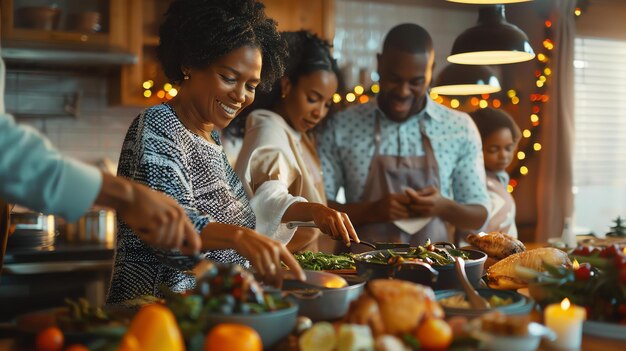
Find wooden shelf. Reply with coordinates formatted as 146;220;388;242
143;35;159;47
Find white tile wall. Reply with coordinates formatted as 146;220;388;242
16;106;142;170
334;0;477;87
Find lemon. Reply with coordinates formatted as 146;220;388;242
298;322;337;351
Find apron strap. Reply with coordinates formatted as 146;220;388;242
375;113;441;184
419;118;440;183
374;114;382;155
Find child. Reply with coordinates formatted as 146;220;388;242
470;107;521;237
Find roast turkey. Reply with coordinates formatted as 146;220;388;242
466;231;526;260
486;247;571;290
344;279;443;335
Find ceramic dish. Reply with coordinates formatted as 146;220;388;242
205;302;298;347
470;321;556;351
283;272;366;322
435;288;535;318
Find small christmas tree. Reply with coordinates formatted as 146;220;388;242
607;216;626;237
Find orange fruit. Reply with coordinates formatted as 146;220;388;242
415;318;453;351
127;304;185;351
117;334;140;351
204;323;262;351
36;326;64;351
65;345;89;351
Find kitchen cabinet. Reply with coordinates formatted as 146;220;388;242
118;0;335;107
115;0;172;106
263;0;335;40
2;0;335;106
1;0;128;47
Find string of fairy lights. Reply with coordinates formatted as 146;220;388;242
324;3;588;194
139;3;589;194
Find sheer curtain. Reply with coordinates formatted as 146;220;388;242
535;0;576;242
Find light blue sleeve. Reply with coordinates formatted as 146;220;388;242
451;118;490;212
0;113;102;221
316;115;345;201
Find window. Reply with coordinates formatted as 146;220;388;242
573;37;626;235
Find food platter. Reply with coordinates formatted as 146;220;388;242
435;288;535;318
583;320;626;340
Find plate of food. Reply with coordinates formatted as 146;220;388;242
167;262;299;348
436;288;535;318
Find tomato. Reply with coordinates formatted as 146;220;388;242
205;323;262;351
574;262;592;281
415;318;453;351
64;345;89;351
573;245;593;256
601;244;621;258
127;304;185;351
36;327;64;351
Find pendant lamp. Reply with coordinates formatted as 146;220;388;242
447;0;532;4
431;64;501;95
448;5;535;65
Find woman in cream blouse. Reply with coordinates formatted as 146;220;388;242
235;31;350;253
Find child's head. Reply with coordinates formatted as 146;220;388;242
470;107;521;173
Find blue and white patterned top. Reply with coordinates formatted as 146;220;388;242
107;104;253;304
316;96;490;210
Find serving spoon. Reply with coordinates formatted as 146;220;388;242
455;256;490;309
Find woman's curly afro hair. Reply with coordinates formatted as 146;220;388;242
157;0;287;91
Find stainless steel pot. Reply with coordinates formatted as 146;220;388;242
282;271;366;321
7;211;56;249
10;212;55;234
64;210;116;245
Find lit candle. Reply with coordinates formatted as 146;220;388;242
544;298;586;350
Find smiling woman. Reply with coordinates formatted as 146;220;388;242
172;46;262;132
233;31;360;253
105;0;308;305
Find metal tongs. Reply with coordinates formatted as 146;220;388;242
286;221;370;248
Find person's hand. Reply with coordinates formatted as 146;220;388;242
404;186;446;218
232;227;305;287
309;203;360;246
372;193;412;221
117;181;201;255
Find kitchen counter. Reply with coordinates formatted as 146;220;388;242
0;243;115;322
3;242;115;265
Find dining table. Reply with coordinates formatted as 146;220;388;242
0;242;625;351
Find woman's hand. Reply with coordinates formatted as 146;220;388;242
232;227;305;287
309;203;360;246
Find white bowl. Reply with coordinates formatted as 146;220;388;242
470;322;556;351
